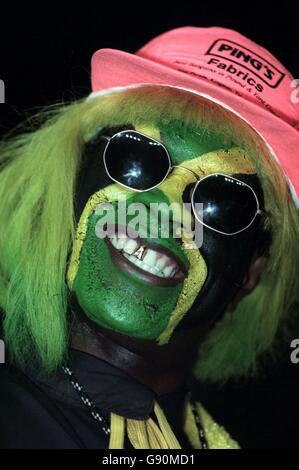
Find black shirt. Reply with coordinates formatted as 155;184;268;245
0;349;193;449
1;348;298;449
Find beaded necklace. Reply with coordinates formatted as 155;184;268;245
62;364;208;449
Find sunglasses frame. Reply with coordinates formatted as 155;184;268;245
101;130;262;236
102;130;173;193
190;173;262;236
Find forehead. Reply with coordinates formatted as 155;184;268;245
134;121;256;175
85;86;261;175
86;86;258;151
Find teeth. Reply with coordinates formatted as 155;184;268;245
111;236;127;250
143;249;157;267
123;239;139;255
110;234;183;280
115;238;126;250
133;258;143;268
111;238;119;249
156;256;167;271
162;265;173;278
123;252;169;278
149;266;159;275
133;246;146;260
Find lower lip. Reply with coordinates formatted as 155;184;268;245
104;237;187;287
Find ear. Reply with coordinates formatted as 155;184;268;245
227;255;267;312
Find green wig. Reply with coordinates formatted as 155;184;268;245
0;85;298;382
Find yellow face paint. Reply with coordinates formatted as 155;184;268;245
67;183;134;288
68;123;163;288
155;148;255;343
157;239;208;344
181;147;256;177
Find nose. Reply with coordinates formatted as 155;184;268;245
158;165;200;239
171;165;201;180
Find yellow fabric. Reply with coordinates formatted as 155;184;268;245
126;404;182;450
127;418;151;449
195;402;240;449
109;412;125;449
183;400;201;449
109;398;240;450
153;401;182;449
146;417;169;449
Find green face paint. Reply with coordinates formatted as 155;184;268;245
72;190;188;339
68;120;256;341
158;120;236;164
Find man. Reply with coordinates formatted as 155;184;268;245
0;27;298;449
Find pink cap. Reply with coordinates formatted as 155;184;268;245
91;26;299;205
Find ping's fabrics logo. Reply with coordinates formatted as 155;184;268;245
206;39;285;88
0;80;4;103
0;339;5;364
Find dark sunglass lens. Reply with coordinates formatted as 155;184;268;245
104;131;170;190
192;174;258;234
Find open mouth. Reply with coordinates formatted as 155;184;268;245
104;225;188;287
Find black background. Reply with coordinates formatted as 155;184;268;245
0;0;298;448
0;0;298;120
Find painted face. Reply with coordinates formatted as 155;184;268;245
67;119;264;344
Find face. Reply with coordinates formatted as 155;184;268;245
67;116;264;344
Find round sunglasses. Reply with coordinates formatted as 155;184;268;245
100;130;262;236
